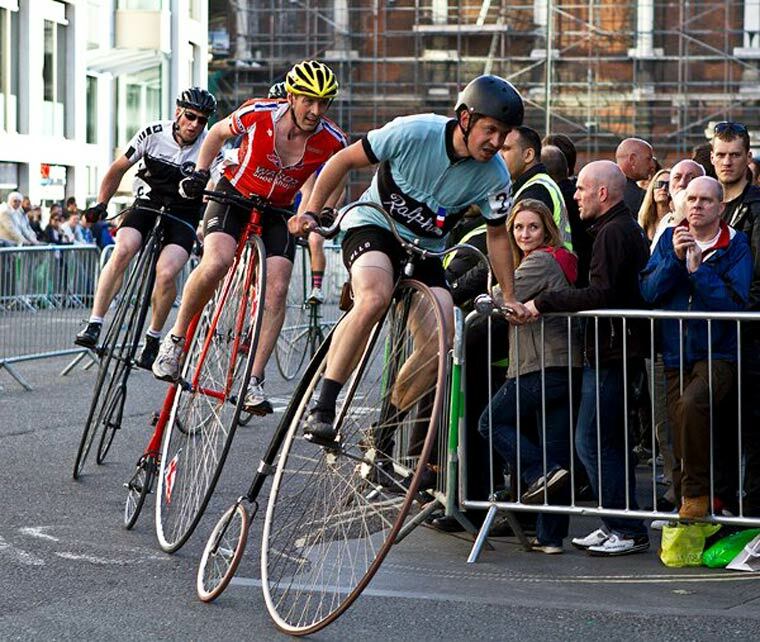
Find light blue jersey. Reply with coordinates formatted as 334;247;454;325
341;113;512;251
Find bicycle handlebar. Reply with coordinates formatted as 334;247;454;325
201;189;293;219
312;200;514;316
114;202;199;240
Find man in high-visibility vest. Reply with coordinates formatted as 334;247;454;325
500;126;573;251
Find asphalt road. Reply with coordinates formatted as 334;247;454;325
2;353;760;641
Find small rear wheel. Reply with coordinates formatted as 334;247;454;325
197;502;250;602
73;238;156;479
124;456;156;530
261;279;447;635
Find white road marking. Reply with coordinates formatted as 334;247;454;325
19;526;60;542
0;535;45;566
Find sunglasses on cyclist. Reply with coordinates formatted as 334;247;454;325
655;180;669;190
714;121;747;135
183;110;208;125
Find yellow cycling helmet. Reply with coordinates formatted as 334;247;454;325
285;60;339;99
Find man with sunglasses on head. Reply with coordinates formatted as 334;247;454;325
711;121;760;517
75;88;218;370
152;61;347;416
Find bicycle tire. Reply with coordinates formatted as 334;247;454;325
196;502;250;602
155;234;266;553
124;456;156;530
261;280;447;635
73;236;157;479
275;302;310;381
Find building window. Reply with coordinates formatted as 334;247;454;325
117;0;162;9
86;76;98;143
115;65;163;148
43;18;68;137
0;5;19;133
87;0;103;50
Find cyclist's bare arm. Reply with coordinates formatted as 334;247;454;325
296;173;347;216
96;156;134;205
289;141;371;234
194;117;236;172
486;224;529;322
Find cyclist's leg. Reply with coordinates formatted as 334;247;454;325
308;232;326;299
91;227;143;318
165;195;246;339
149;243;190;333
391;285;454;411
325;251;395;383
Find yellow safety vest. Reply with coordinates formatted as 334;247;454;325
442;223;487;270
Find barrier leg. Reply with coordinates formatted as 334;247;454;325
395;499;442;544
466;504;497;563
59;350;96;377
0;362;33;391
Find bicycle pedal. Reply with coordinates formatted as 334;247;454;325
150;411;160;426
177;378;192;391
243;400;273;416
303;432;342;450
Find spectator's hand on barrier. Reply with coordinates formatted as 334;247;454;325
672;226;695;261
287;212;318;237
84;203;107;224
178;169;210;200
504;299;532;324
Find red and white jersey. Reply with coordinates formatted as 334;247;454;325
224;100;347;208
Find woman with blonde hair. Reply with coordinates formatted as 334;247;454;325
479;198;580;554
637;167;671;241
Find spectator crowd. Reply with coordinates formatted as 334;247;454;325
445;121;760;557
0;194;115;250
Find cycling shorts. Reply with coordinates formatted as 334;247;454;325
201;177;296;262
342;225;448;290
119;200;198;255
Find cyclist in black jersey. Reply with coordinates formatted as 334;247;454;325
74;88;218;369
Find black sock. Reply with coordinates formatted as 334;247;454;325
314;378;343;422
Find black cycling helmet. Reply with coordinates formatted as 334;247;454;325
455;75;524;128
176;87;217;116
268;81;287;99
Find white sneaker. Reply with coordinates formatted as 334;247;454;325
587;533;650;557
307;286;325;304
243;378;273;415
571;528;609;550
152;334;185;382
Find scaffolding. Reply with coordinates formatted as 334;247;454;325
209;1;760;192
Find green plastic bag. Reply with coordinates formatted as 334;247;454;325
702;529;760;569
660;523;722;568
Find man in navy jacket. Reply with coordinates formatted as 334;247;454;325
640;176;752;519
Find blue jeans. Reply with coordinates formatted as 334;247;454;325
479;368;571;547
576;365;647;537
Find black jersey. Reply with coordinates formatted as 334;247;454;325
124;120;218;213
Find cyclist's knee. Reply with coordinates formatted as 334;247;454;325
154;266;178;290
199;254;232;281
265;278;289;307
354;289;389;320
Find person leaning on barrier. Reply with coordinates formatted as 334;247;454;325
478;199;580;554
74;87;219;370
640;176;752;520
524;160;651;556
712;122;760;516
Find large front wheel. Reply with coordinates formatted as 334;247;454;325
261;280;448;635
155;235;266;553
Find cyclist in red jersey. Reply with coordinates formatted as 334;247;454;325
152;60;347;414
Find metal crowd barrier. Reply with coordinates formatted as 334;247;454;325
463;308;760;562
0;245;101;389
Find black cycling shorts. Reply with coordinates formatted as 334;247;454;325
201;177;295;262
342;225;449;290
119;201;198;254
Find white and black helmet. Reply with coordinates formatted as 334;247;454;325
176;87;217;116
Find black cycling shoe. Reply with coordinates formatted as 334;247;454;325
135;335;160;370
303;411;339;445
75;321;102;348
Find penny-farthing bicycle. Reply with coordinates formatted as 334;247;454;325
73;205;196;480
125;190;290;549
196;202;495;635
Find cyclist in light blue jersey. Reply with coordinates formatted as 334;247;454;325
288;75;529;441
